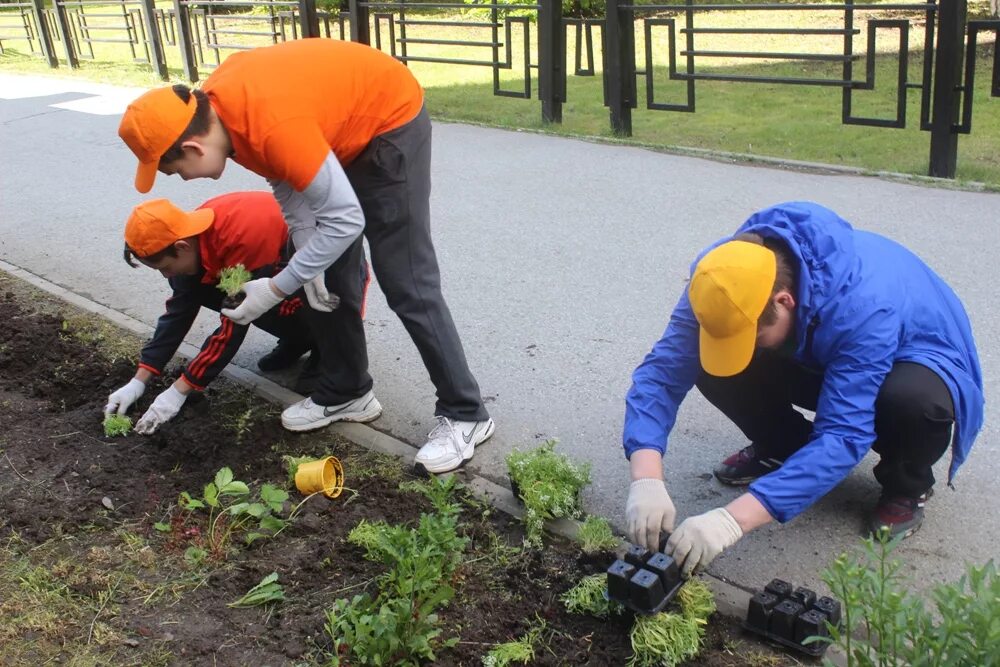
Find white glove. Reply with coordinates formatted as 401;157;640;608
303;275;339;312
666;507;743;577
626;478;677;552
135;385;188;435
221;277;284;325
104;377;146;416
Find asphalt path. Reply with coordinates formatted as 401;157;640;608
2;72;997;599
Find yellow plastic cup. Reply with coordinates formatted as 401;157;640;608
294;456;344;499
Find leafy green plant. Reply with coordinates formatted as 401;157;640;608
506;439;591;547
228;572;285;608
102;414;132;437
628;612;704;667
677;578;716;623
216;264;252;297
346;518;392;560
561;573;621;618
814;531;1000;667
576;515;619;553
482;620;546;666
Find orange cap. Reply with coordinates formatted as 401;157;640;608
118;87;198;193
688;241;776;377
124;199;214;257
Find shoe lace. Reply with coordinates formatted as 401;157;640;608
427;416;455;442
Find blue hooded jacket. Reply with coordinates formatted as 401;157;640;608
623;202;984;522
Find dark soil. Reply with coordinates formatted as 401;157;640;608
0;280;801;666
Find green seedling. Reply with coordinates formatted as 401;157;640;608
628;612;704;667
228;572;285;608
677;578;716;623
506;439;591;547
482;620;546;666
281;454;315;486
346;519;392;561
561;573;621;618
216;264;252;297
102;414;132;437
576;515;619;553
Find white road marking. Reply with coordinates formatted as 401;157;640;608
0;72;148;115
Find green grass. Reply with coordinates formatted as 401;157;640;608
1;3;997;184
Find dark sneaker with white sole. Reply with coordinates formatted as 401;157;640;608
713;445;785;485
867;489;933;540
280;390;382;432
414;416;496;474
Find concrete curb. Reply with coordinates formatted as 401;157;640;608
0;258;846;665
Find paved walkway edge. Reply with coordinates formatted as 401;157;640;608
0;258;846;665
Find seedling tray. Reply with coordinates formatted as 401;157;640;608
742;578;842;657
605;542;685;615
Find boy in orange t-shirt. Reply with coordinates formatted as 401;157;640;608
118;39;493;473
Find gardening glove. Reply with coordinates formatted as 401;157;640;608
626;478;677;552
666;508;743;578
221;277;284;325
135;385;188;435
303;274;339;312
104;377;146;416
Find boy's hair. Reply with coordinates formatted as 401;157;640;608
157;85;212;166
123;242;178;269
733;232;797;326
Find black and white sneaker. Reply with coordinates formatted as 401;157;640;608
414;416;495;474
713;445;784;485
280;390;382;432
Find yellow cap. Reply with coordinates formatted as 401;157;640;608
688;241;776;377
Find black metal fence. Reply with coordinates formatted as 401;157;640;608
1;0;997;178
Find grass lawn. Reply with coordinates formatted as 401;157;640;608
1;1;998;185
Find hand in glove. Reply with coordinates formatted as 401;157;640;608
221;277;284;325
666;507;743;577
626;478;677;551
135;385;188;435
104;377;146;416
303;274;340;312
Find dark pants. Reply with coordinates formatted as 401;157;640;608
342;106;488;421
696;353;954;497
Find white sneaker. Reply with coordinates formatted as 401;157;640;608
414;416;495;474
281;391;382;432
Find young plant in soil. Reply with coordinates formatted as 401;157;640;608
102;413;132;437
482;619;546;667
216;264;252;309
228;572;285;608
576;515;619;553
506;439;591;548
562;573;623;618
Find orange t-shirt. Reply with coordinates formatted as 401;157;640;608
202;39;424;192
196;191;288;284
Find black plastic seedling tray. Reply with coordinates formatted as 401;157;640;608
742;578;842;657
605;542;685;614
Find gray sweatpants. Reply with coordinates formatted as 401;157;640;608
344;106;488;422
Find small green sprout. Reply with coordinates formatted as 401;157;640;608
217;264;252;297
482;620;545;667
576;515;619;553
561;573;621;618
628;612;704;667
506;439;591;547
228;572;285;608
103;414;132;437
677;578;716;623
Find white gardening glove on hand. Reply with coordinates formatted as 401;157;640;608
626;478;677;552
303;274;339;312
221;277;284;325
666;507;743;577
104;377;146;416
135;385;188;435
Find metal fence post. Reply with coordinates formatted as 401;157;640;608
349;0;370;44
29;0;59;68
138;0;168;79
605;0;635;135
173;0;199;82
538;0;565;123
51;0;78;68
928;0;968;178
298;0;320;38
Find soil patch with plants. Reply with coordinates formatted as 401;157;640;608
0;275;800;666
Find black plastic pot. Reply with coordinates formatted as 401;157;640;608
605;542;685;614
607;559;636;601
742;578;841;658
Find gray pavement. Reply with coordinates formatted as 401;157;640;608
1;72;997;600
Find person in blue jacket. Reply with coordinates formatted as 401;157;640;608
623;201;984;577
